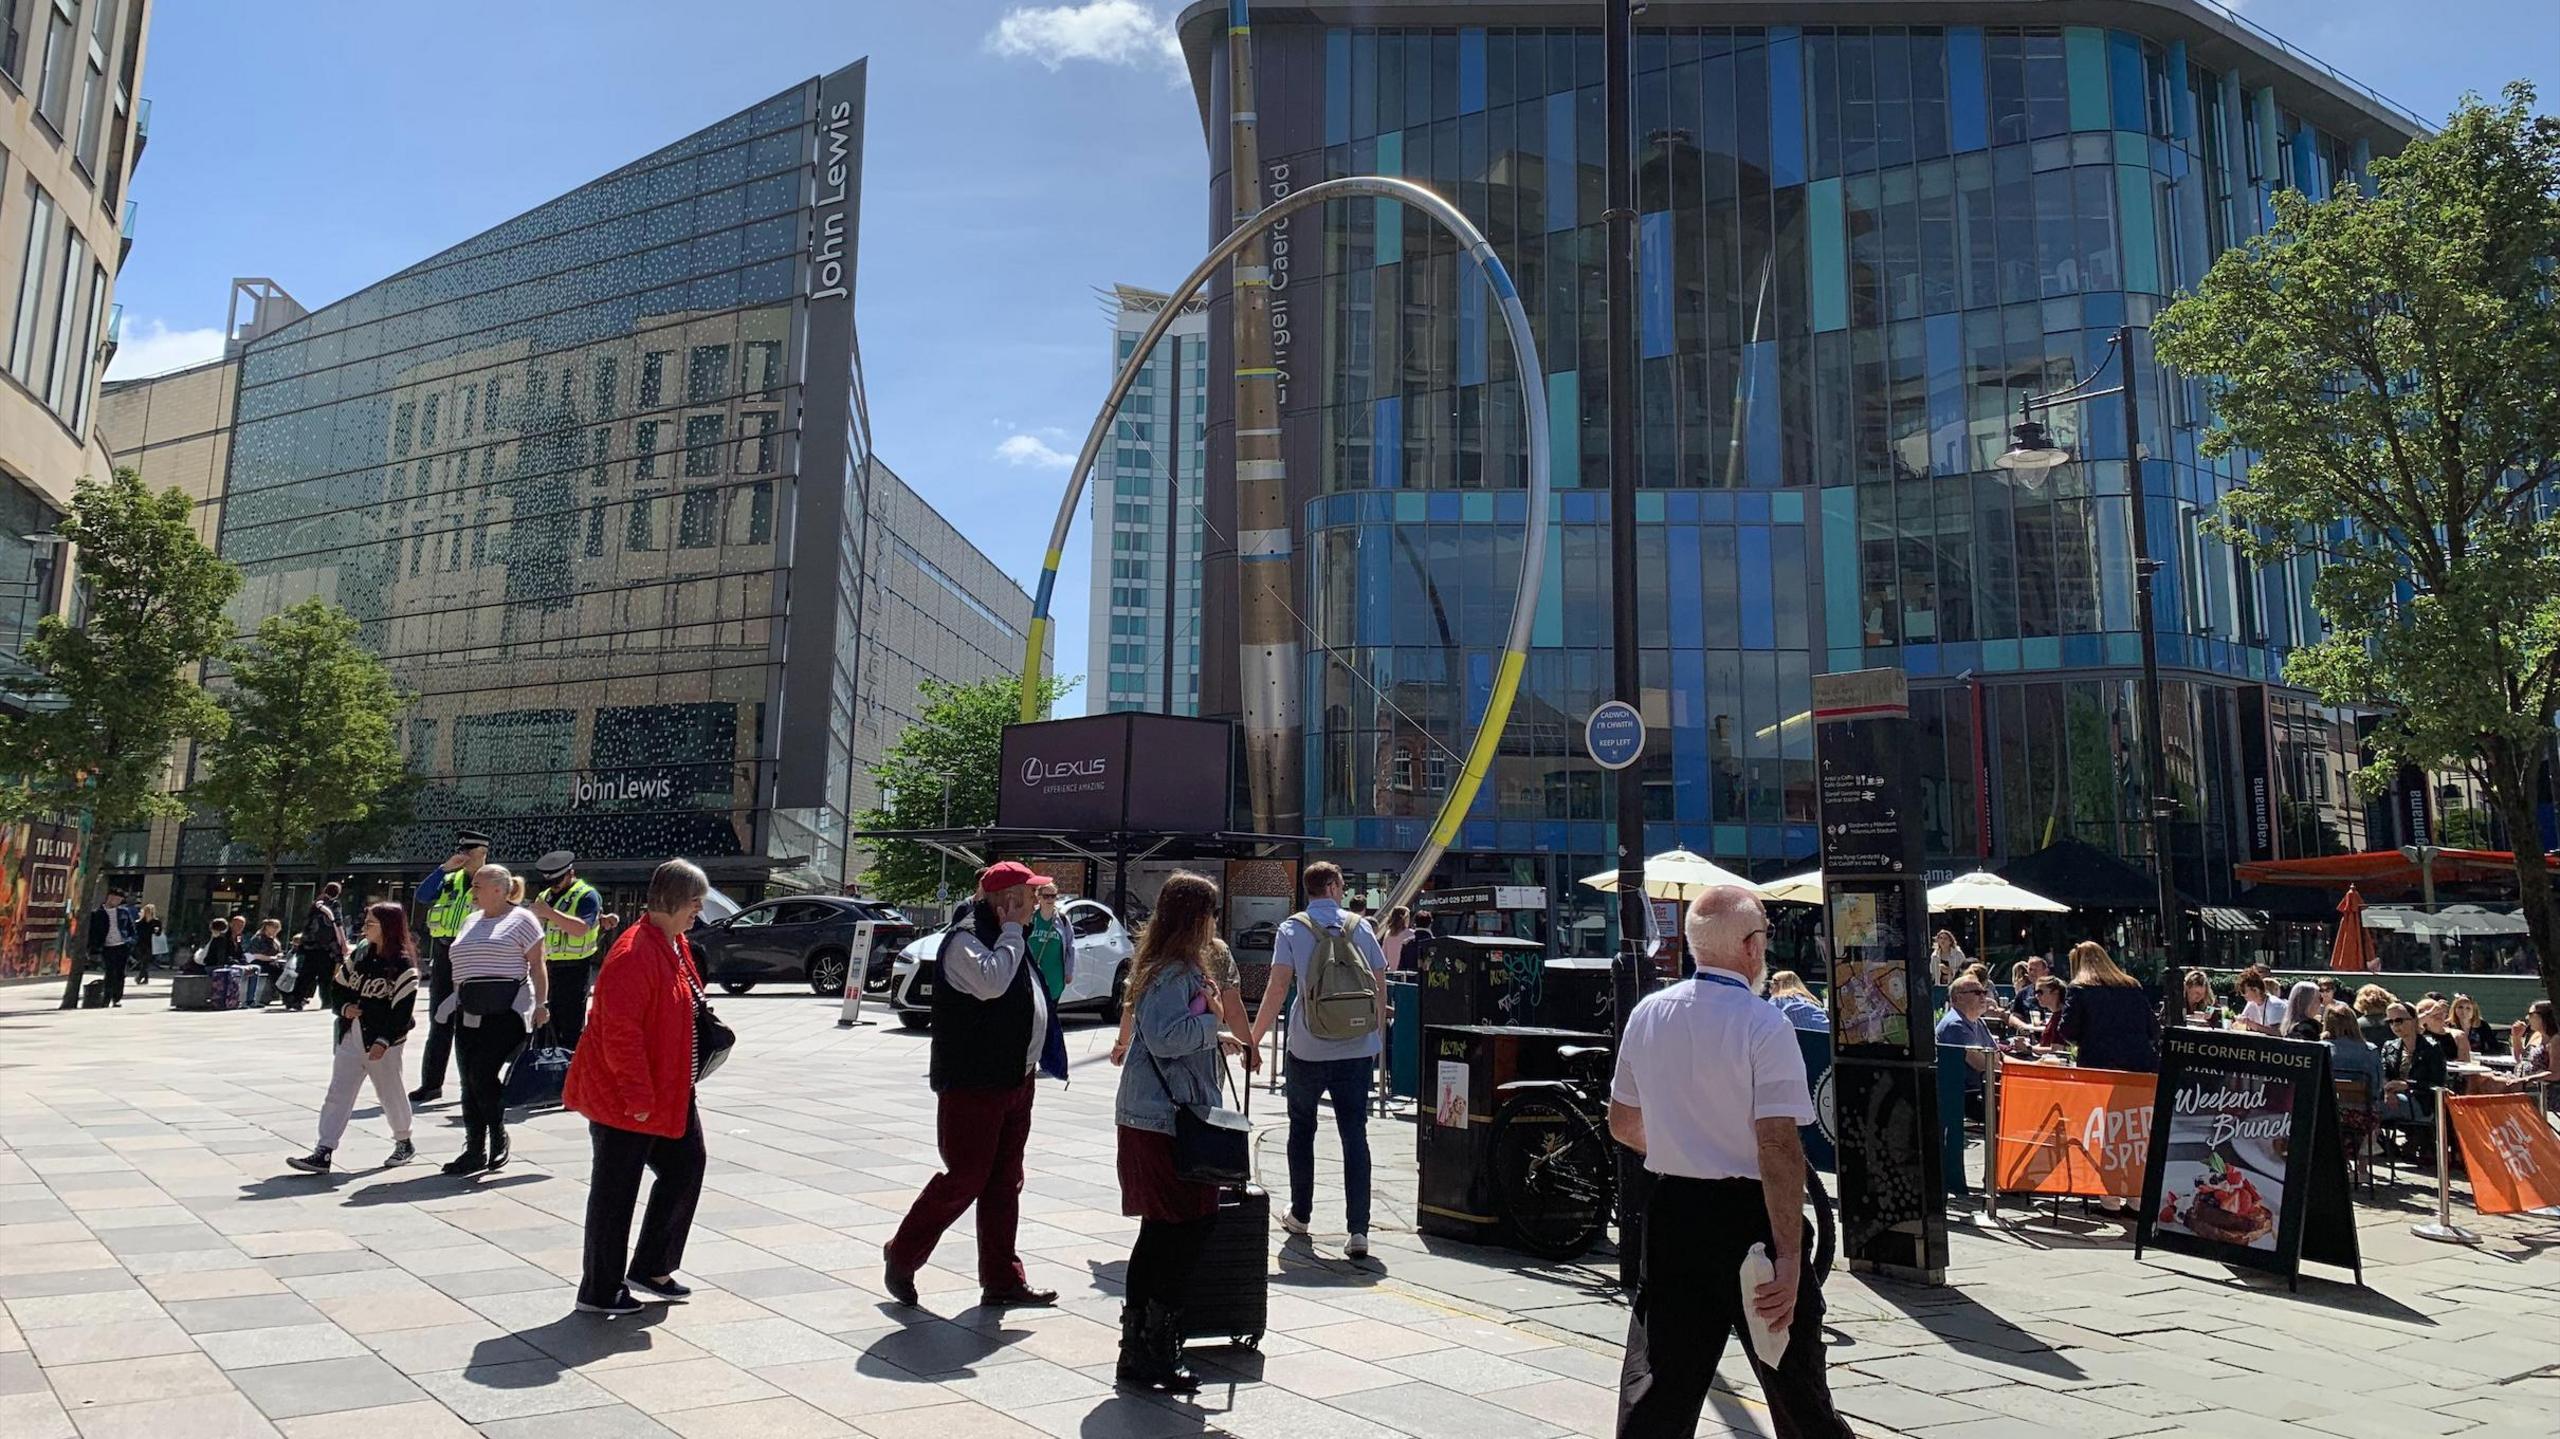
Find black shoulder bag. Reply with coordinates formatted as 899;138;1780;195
684;953;735;1081
1140;1019;1251;1186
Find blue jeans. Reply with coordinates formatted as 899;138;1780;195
1284;1054;1373;1234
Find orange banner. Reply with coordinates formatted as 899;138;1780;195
2445;1093;2560;1216
1993;1063;2156;1200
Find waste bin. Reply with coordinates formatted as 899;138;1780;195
1385;976;1421;1099
1536;957;1615;1032
1416;1023;1609;1245
1417;934;1548;1033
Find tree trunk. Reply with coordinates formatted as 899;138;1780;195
2483;735;2560;1013
257;847;283;926
57;829;112;1009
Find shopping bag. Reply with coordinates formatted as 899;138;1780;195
502;1025;574;1109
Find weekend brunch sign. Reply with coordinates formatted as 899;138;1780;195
2135;1030;2361;1288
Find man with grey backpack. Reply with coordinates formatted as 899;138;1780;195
1250;861;1389;1258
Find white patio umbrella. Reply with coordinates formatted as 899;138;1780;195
1577;848;1759;901
1927;870;2069;972
1758;869;1825;905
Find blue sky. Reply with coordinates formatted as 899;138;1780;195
104;1;2554;714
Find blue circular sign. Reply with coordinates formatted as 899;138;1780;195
1585;700;1646;770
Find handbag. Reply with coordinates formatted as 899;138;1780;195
1142;1035;1251;1187
502;1024;574;1109
686;965;734;1081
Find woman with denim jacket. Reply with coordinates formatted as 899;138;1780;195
1110;870;1258;1395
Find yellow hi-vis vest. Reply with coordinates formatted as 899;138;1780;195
543;878;601;965
427;868;472;939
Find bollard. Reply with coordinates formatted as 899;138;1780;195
2410;1087;2480;1245
1982;1055;2002;1226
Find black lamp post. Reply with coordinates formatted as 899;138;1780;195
1996;324;2183;1027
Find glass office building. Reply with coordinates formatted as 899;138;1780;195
1176;3;2423;948
1088;283;1210;715
159;61;929;901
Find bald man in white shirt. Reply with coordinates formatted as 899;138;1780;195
1609;884;1852;1439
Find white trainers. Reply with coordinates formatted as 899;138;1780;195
1280;1212;1309;1237
1344;1232;1370;1259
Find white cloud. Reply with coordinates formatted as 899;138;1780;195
996;433;1076;469
986;1;1181;73
104;318;226;381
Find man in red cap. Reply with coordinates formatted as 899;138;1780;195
883;860;1065;1309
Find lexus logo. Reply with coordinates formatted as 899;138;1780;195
1022;756;1108;785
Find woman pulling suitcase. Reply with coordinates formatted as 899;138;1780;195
1110;871;1258;1393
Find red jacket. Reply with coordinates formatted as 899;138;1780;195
563;920;698;1138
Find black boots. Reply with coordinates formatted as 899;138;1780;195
1115;1300;1198;1394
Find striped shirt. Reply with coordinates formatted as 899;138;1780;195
449;907;544;984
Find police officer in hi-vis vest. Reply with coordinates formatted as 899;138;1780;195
527;850;602;1047
407;829;490;1104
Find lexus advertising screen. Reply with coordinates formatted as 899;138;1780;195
999;714;1232;834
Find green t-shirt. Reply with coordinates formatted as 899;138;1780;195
1028;915;1067;998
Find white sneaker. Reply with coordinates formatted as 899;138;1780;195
1280;1212;1309;1237
1344;1232;1370;1259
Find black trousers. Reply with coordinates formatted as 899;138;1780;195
100;946;130;1005
453;1008;525;1152
581;1105;706;1305
1619;1175;1852;1439
1123;1214;1216;1310
548;961;591;1048
417;939;457;1089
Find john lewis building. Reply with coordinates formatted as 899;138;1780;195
100;60;1035;917
1175;2;2426;948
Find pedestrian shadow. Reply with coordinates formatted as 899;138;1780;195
1274;1238;1383;1288
1073;1394;1212;1437
853;1316;1022;1377
482;1308;671;1371
236;1173;355;1201
339;1170;546;1206
1865;1281;2089;1382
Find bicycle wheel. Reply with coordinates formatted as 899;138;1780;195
1805;1168;1838;1283
1488;1092;1617;1260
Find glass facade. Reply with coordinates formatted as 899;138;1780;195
1194;10;2415;938
191;67;875;893
1089;287;1210;715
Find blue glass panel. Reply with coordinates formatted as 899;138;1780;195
1667;491;1700;522
1785;823;1819;859
2165;40;2191;139
1701;491;1734;523
1750;826;1785;860
1563;491;1600;523
2065;29;2110;132
1714;825;1750;856
1534;525;1564;646
1673;650;1708;816
2117;163;2159;293
1768;30;1806;188
1821;487;1860;650
1925;312;1965;475
1376;131;1405;265
1395;490;1427;523
1982;638;2022;671
2063;634;2103;667
1808;177;1848;331
2291;125;2320;199
1325;30;1351;147
1495;491;1525;524
1830;647;1862;674
1462;492;1493;522
1458;267;1487;385
2021;637;2063;670
2104;633;2141;666
1547;91;1578;230
1940;641;1980;673
1745;342;1781;486
1364;492;1394;523
1737;492;1770;523
1549;370;1580;487
1668;525;1703;645
1772;491;1804;523
1428;491;1462;522
1905;644;1941;677
1358;524;1392;647
1640;211;1675;358
1375;395;1404;487
1636;492;1666;522
1459;28;1486;115
1497;822;1532;852
1947;28;1989;152
2108;32;2146;132
1738;526;1775;647
1462;820;1495;849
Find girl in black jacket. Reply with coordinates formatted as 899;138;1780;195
287;903;420;1174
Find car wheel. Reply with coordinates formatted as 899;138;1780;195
1099;961;1130;1025
897;1010;932;1030
720;981;756;995
807;950;850;997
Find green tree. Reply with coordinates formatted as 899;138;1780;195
858;675;1070;904
0;471;239;998
194;598;412;922
2155;82;2560;1006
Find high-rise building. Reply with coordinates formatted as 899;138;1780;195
96;61;1037;929
0;0;153;976
1087;283;1209;715
1174;2;2429;950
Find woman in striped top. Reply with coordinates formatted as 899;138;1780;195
436;863;551;1175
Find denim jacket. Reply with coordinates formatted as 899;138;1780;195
1113;964;1227;1135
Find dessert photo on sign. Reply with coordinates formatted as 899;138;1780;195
2154;1070;2294;1252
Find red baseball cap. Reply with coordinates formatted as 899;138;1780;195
979;860;1053;894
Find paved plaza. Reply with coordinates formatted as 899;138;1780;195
2;976;2554;1439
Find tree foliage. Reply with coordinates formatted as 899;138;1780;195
0;470;239;872
194;598;412;919
2155;82;2560;1001
858;675;1071;904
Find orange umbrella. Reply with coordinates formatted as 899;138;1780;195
2329;885;2377;972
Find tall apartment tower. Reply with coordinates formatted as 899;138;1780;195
1086;283;1208;715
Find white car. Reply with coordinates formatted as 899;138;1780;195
887;898;1134;1030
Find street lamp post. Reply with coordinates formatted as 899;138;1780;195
1997;324;2182;1027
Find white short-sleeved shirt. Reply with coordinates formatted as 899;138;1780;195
1611;968;1814;1180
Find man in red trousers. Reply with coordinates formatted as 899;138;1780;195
883;860;1065;1309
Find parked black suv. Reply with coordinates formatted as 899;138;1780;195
692;896;915;997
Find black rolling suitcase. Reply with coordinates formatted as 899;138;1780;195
81;978;109;1009
1182;1058;1270;1350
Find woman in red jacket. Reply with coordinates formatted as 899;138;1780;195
563;858;710;1316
